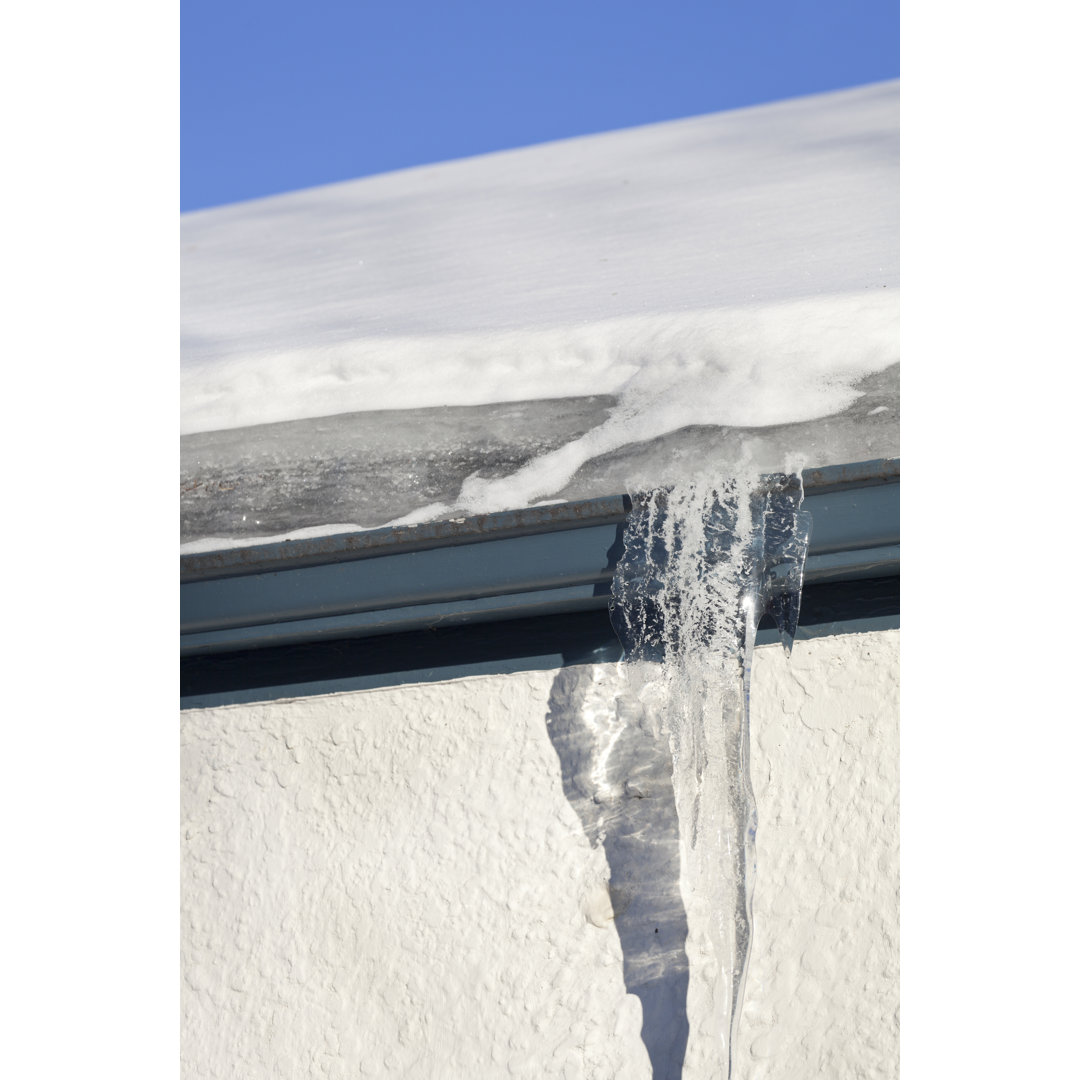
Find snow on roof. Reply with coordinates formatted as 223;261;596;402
181;81;898;547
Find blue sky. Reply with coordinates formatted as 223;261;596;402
182;1;899;212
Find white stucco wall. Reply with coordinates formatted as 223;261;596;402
181;630;898;1078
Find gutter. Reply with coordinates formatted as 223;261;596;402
180;459;899;658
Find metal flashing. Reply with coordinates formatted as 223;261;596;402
180;459;898;658
180;576;900;710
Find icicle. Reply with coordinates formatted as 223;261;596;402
609;472;811;1077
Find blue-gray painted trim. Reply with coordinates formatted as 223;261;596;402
179;614;900;711
181;583;606;653
180;495;632;583
180;459;899;657
180;459;897;583
180;575;899;709
182;523;620;634
803;545;900;583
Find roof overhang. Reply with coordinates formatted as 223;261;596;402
181;458;898;659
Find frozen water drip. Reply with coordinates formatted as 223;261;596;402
609;473;811;1077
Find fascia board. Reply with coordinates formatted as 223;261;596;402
180;458;898;657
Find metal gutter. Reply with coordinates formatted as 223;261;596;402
180;458;899;657
180;495;633;584
180;578;899;711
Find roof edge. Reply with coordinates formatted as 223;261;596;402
181;458;898;584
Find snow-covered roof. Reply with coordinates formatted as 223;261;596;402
181;81;898;549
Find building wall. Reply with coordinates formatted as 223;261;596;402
181;630;899;1079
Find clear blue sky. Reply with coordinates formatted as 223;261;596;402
181;1;899;212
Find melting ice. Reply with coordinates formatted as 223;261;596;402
609;473;811;1077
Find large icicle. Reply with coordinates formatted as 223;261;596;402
609;473;811;1077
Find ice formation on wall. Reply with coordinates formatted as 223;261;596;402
609;473;810;1076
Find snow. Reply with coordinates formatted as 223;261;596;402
178;522;379;555
181;81;898;544
395;293;896;521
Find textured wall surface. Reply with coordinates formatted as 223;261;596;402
181;630;898;1078
741;633;899;1079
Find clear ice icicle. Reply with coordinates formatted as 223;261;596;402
609;473;811;1078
